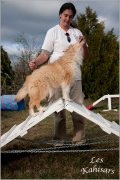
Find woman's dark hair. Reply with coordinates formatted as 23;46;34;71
59;2;76;17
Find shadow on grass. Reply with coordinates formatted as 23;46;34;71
1;153;31;165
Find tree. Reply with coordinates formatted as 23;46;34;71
75;7;119;99
1;46;15;94
13;34;40;91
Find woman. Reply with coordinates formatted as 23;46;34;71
29;2;89;145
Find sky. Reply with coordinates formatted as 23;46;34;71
1;0;119;60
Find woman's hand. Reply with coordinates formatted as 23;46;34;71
29;59;37;70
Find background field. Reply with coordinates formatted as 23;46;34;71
1;98;119;179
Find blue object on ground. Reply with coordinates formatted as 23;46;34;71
1;95;25;110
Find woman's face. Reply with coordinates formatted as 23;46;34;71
59;9;74;28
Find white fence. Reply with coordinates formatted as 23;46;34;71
87;94;119;111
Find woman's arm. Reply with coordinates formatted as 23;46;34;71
29;51;49;70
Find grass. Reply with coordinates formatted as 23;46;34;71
1;99;119;179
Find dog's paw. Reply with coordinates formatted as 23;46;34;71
29;110;36;117
38;106;47;113
41;106;47;112
30;113;37;117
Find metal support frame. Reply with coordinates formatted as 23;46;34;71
1;98;120;148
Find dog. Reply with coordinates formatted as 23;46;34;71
15;39;85;116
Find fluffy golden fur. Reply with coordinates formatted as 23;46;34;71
15;40;85;116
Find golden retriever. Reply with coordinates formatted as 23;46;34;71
15;39;85;116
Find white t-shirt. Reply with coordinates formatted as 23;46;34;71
41;24;83;80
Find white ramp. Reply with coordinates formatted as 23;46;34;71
65;101;120;137
1;99;64;148
1;98;120;148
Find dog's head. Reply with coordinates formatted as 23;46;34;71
73;38;86;49
71;38;86;65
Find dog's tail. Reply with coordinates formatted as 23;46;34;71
15;76;29;102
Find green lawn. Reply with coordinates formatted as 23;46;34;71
1;99;119;179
